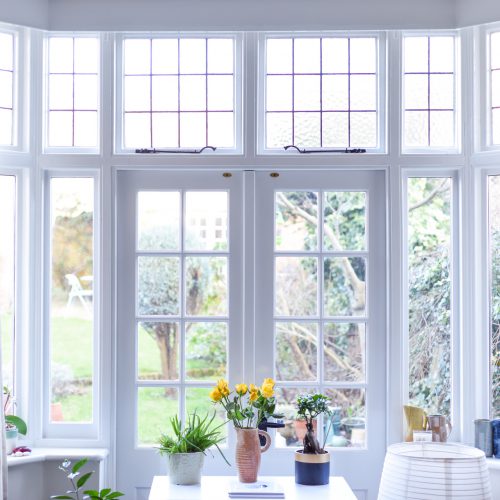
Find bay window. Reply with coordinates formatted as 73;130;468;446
0;31;15;147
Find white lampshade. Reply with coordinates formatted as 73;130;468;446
378;442;492;500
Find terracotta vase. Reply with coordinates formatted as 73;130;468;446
235;427;271;483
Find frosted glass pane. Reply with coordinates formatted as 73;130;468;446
207;39;233;74
0;108;12;145
179;39;206;74
266;112;292;148
275;257;318;316
322;38;348;73
294;38;320;74
152;113;179;147
275;322;318;382
74;38;99;73
404;111;428;147
179;75;206;111
322;75;348;110
49;111;73;146
152;76;178;111
350;75;377;110
0;71;12;108
350;112;377;147
404;37;428;73
266;75;292;111
275;191;318;251
404;74;428;110
185;191;228;251
138;191;180;251
294;75;320;111
49;38;74;73
429;111;454;147
0;33;13;71
207;75;233;111
152;39;178;74
493;109;500;145
267;38;292;74
491;32;500;70
124;39;150;75
74;111;98;147
350;38;376;74
124;76;150;112
295;112;321;147
322;112;348;147
429;74;454;110
74;75;98;110
179;112;205;147
492;71;500;108
429;36;455;73
207;112;234;148
49;75;73;110
124;113;150;148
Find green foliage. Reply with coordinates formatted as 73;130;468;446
157;412;229;465
4;415;27;436
51;459;124;500
296;393;331;425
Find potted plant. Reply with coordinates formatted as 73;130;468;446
294;392;333;486
157;411;229;485
3;386;28;455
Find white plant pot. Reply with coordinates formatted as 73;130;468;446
5;428;18;455
168;452;205;485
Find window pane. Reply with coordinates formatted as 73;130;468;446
185;191;228;251
275;191;318;252
0;33;14;71
47;37;99;149
488;176;500;418
0;176;16;390
407;177;452;417
265;36;378;149
50;177;94;423
491;32;500;145
137;387;178;445
0;108;13;145
402;35;457;150
0;32;14;146
0;71;13;109
185;387;227;440
123;37;235;149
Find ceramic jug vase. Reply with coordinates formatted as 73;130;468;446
235;427;271;483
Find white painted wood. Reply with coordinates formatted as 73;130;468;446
148;475;357;500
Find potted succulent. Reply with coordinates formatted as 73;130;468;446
157;411;229;485
294;393;333;486
3;386;28;455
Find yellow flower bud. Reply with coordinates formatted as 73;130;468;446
217;379;230;397
261;383;274;398
210;387;222;402
263;378;275;387
249;383;258;393
235;383;248;395
249;389;259;402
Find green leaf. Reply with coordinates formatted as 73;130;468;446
83;490;99;497
72;458;89;474
100;489;111;496
106;492;125;499
77;472;93;488
5;415;27;436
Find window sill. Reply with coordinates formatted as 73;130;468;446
486;457;500;470
7;447;108;468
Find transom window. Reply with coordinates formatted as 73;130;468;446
490;32;500;145
121;37;235;150
264;36;379;150
0;32;14;146
46;36;100;149
402;35;457;150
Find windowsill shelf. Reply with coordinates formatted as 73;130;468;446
486;457;500;470
7;447;108;468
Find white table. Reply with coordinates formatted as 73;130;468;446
149;476;357;499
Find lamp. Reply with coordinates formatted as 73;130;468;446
378;442;492;500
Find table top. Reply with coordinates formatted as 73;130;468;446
149;475;357;500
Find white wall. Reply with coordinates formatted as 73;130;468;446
47;0;456;31
0;0;48;29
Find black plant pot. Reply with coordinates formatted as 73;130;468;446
294;450;330;485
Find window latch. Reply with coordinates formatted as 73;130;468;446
135;146;217;154
284;145;366;154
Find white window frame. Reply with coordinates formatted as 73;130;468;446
400;31;462;155
42;169;101;439
114;32;243;155
483;25;500;150
257;31;387;155
401;167;462;439
42;33;102;155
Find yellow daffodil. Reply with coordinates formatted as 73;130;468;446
217;379;230;397
261;382;274;398
249;383;258;393
210;387;222;402
235;383;248;395
249;389;259;402
263;378;275;387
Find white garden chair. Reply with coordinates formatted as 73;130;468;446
65;273;93;314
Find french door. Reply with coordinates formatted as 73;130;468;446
115;169;386;500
